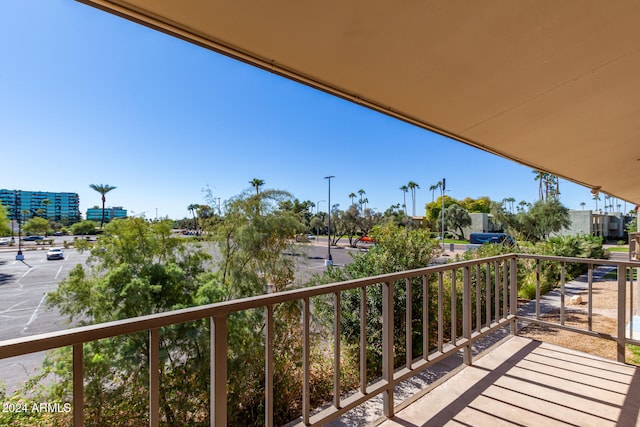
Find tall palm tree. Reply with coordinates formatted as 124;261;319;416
532;170;545;201
407;181;419;216
429;183;441;203
593;194;600;211
89;184;117;228
249;178;265;195
518;200;527;212
400;185;408;215
187;203;199;231
348;192;357;206
580;202;586;210
357;189;366;213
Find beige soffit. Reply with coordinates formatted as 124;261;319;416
78;0;640;204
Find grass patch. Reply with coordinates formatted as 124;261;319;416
607;246;629;252
604;269;638;280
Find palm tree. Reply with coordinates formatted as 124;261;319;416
348;192;357;206
593;194;600;211
580;202;586;210
357;189;366;213
400;185;408;215
89;184;117;228
187;203;199;231
532;170;545;201
429;183;441;203
518;200;527;212
407;181;419;216
249;178;265;195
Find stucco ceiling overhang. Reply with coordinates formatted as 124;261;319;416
79;0;640;204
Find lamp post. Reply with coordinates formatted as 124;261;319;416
316;200;325;215
14;191;24;261
324;176;334;266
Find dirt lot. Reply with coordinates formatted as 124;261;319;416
518;274;640;364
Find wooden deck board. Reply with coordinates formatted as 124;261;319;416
378;336;640;427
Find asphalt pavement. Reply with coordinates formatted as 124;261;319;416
0;247;90;393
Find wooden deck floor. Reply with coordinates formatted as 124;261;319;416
378;336;640;427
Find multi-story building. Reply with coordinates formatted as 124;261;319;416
86;206;127;223
558;210;634;241
0;189;80;225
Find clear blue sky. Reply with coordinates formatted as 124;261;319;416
1;1;622;221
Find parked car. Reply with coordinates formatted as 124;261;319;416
0;237;10;245
468;232;515;246
22;235;45;241
53;231;64;236
46;247;64;260
360;235;375;243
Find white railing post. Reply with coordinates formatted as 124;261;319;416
382;281;394;418
210;315;227;427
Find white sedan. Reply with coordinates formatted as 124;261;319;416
46;247;64;260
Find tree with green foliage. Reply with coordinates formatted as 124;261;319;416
37;218;213;426
491;198;570;242
70;220;99;235
309;223;442;375
89;183;117;228
458;196;492;213
198;188;335;424
0;203;11;236
278;198;315;231
22;217;50;236
442;204;471;239
210;189;305;296
425;194;455;229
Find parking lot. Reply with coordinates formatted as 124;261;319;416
0;247;90;392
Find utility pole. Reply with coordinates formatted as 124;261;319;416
324;176;335;266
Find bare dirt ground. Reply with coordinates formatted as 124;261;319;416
518;275;639;363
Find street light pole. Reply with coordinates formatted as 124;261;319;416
324;176;335;266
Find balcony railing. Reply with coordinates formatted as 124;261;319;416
1;254;639;426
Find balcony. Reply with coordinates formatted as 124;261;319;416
1;253;639;426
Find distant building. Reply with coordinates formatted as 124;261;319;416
462;212;502;237
86;206;127;223
558;210;633;240
0;189;80;225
